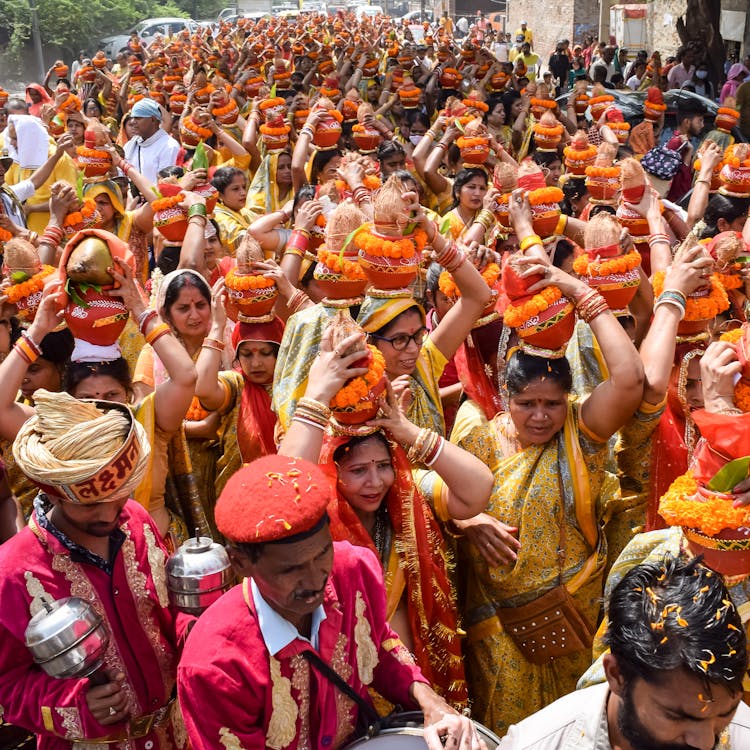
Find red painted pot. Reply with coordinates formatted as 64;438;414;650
684;510;750;578
460;142;490;165
192;182;218;214
75;149;112;178
715;113;738;133
64;287;129;346
359;250;420;290
352;126;382;153
517;296;575;352
586;174;620;202
313;264;368;300
585;267;641;311
262;131;290;152
331;376;387;425
154;204;189;243
14;288;44;322
574;95;589;115
531;203;561;239
224;282;279;322
313;114;343;150
616;204;649;237
565;153;596;176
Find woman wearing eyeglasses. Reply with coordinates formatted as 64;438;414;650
357;194;493;436
279;327;493;707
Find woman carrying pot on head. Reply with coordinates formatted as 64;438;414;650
133;268;233;535
449;190;644;735
0;234;199;548
194;277;282;499
279;321;493;708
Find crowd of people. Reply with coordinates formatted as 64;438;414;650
1;9;750;749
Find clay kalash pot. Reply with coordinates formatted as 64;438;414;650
719;144;750;198
643;87;666;123
313;101;343;151
457;118;491;166
517;161;564;240
60;230;133;347
2;238;54;322
502;253;575;356
326;313;388;427
152;183;188;243
585;142;620;205
75;130;112;178
564;130;597;176
223;234;278;322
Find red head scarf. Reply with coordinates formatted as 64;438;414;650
232;317;284;462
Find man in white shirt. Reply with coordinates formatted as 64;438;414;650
123;98;180;187
499;556;750;750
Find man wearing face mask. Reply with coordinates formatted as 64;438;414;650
681;64;715;100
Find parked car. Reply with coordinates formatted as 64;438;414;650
555;87;747;143
99;17;198;58
399;9;434;23
354;5;384;20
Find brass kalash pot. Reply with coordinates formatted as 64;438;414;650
166;530;235;615
25;597;110;683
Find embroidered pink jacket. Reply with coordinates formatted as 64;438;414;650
0;500;190;749
177;541;427;750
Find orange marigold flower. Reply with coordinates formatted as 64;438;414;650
653;271;729;321
503;286;563;328
4;265;55;304
330;345;386;409
573;249;641;278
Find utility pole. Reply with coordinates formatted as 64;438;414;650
29;0;45;81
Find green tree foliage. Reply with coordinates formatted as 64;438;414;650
0;0;222;75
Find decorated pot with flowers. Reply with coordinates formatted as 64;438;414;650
313;104;344;151
1;238;54;322
180;115;213;148
615;157;651;240
588;89;615;121
715;105;739;134
529;96;556;121
652;247;730;336
574;212;642;312
563;130;597;176
53;61;69;79
152;184;188;243
572;82;589;115
706;231;747;292
59;229;134;347
63;196;101;238
585;142;620;204
719;144;750;198
398;76;421;110
457;118;490;166
439;68;462;90
224;235;278;321
169;93;187;116
327;313;388;426
517;161;564;240
643;87;666;123
75;136;112;179
211;97;240;126
533;111;564;152
492;163;517;231
605;108;630;145
189;143;219;213
313;202;369;300
352;103;382;153
503;253;575;356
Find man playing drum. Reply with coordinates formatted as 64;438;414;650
177;454;484;750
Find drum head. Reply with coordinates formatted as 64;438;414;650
343;712;501;749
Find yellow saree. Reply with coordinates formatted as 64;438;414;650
451;399;619;735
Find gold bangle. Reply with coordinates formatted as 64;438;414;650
203;337;225;350
519;234;543;253
553;214;567;235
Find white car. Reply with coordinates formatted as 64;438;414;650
99;18;198;59
354;5;384;20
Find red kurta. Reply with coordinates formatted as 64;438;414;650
177;541;427;750
0;500;190;749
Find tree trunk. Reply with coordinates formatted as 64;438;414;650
675;0;725;89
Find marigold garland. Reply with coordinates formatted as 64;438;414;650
652;271;729;322
354;225;427;260
334;175;382;192
607;122;631;131
527;186;564;205
725;147;750;168
718;107;739;118
211;99;238;117
463;98;489;112
504;286;563;328
533;123;563;137
714;270;743;290
456;136;489;148
225;268;275;291
439;262;500;299
0;227;12;242
151;193;185;212
317;248;366;279
185;396;209;422
63;199;97;228
182;117;213;139
573;249;641;277
658;471;750;535
76;146;110;160
3;265;55;304
530;97;556;110
589;95;614;106
260;123;291;136
259;97;286;111
330;345;386;409
564;144;598;161
585;166;621;178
